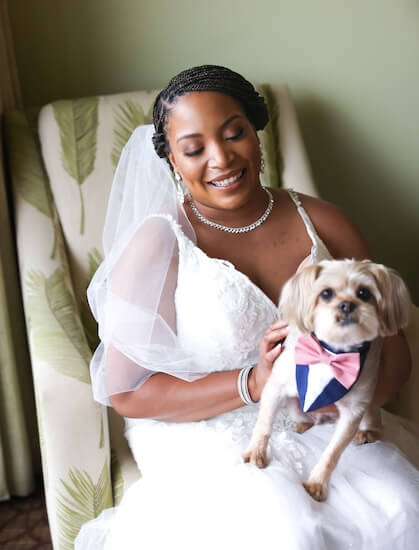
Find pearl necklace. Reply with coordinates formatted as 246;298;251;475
187;188;274;234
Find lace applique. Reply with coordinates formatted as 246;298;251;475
169;219;278;375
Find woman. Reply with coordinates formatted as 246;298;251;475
77;65;419;550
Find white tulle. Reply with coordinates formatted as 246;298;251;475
77;209;419;550
87;126;203;405
77;407;419;550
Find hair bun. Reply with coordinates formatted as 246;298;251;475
152;65;269;162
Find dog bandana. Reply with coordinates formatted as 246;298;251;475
295;334;370;412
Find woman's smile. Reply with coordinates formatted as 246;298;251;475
207;168;246;188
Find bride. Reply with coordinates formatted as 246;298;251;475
76;65;419;549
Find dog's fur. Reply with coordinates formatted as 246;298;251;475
243;259;411;501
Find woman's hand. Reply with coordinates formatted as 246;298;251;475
248;319;289;402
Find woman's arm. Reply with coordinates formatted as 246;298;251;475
301;194;412;407
111;368;244;421
371;332;412;408
110;320;288;421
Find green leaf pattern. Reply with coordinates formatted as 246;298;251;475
80;300;99;354
26;269;91;382
256;84;283;189
86;248;103;282
112;100;153;168
80;248;103;352
57;461;112;550
99;413;105;450
4;110;62;258
53;98;99;234
5;110;52;217
110;449;124;506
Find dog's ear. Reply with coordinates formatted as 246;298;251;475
278;264;323;333
369;263;411;336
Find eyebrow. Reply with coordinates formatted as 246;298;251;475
176;114;243;143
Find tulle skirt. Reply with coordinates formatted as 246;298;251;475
75;408;419;550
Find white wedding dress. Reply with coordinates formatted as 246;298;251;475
76;192;419;550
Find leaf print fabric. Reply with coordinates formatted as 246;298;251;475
53;98;99;234
256;84;283;189
112;100;153;167
4;110;62;259
5;110;52;218
57;461;112;550
26;269;91;382
111;450;124;506
81;248;104;352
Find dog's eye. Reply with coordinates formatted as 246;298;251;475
320;288;334;302
357;287;372;302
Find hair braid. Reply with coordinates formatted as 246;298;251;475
152;65;269;160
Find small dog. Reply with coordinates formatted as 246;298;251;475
243;259;411;501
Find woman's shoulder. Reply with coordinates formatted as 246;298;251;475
116;214;185;269
278;189;371;260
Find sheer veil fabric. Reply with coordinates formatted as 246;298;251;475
88;125;200;405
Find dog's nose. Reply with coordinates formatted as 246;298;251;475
338;301;356;315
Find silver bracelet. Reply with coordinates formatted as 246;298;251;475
237;365;256;405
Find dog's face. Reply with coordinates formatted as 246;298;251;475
308;261;388;347
279;259;411;349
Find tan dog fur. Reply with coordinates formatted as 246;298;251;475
243;259;411;501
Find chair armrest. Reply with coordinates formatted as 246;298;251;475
5;110;113;548
271;85;318;197
388;305;419;426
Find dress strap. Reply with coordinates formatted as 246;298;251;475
287;189;332;263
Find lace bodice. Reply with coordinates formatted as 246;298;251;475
168;189;332;375
173;223;278;373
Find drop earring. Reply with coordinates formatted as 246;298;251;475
174;171;185;204
260;151;265;174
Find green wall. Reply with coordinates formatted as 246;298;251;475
8;0;419;301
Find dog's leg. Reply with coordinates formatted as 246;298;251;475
354;406;382;444
243;377;285;468
303;409;363;501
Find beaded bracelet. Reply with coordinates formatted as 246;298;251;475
237;365;256;405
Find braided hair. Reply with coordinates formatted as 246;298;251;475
152;65;269;160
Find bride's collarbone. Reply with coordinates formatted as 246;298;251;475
198;239;305;297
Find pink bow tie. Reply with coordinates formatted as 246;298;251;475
295;335;361;389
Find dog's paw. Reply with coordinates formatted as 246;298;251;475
242;448;268;468
302;479;328;502
295;421;314;434
243;439;269;469
353;429;382;445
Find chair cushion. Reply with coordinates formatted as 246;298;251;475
38;91;157;340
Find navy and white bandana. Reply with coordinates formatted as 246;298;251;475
295;334;371;413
